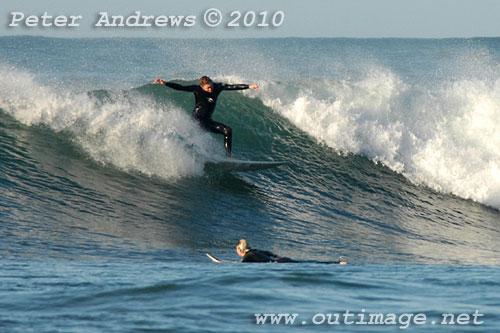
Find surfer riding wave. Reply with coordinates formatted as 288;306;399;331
154;76;259;157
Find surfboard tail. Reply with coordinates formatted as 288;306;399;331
205;159;286;172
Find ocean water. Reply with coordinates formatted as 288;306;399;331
1;36;500;332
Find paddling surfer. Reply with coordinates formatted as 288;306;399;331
154;76;259;157
235;239;348;264
236;239;294;263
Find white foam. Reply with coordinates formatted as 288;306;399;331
258;65;500;209
0;64;220;179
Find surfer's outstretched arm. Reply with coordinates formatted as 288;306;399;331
154;78;197;92
221;83;259;91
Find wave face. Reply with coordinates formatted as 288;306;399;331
1;37;500;267
258;66;500;208
0;64;223;179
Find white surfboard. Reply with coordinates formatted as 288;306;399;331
204;158;286;172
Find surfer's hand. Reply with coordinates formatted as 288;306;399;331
249;84;259;91
154;78;166;85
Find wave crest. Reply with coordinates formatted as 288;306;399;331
259;65;500;209
0;65;220;179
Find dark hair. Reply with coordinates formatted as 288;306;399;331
200;76;212;86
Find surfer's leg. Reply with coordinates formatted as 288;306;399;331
217;123;232;157
203;120;232;157
276;257;296;263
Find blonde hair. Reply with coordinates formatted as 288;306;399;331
237;239;250;253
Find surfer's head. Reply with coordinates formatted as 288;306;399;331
236;239;250;257
200;76;213;93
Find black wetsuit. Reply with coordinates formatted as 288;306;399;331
241;249;295;263
241;249;345;264
164;81;250;156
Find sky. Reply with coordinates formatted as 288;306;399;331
1;0;500;38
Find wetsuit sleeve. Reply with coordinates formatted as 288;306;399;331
164;82;198;92
220;83;250;91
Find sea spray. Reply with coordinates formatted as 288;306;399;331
255;66;500;209
0;64;220;179
2;37;500;210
